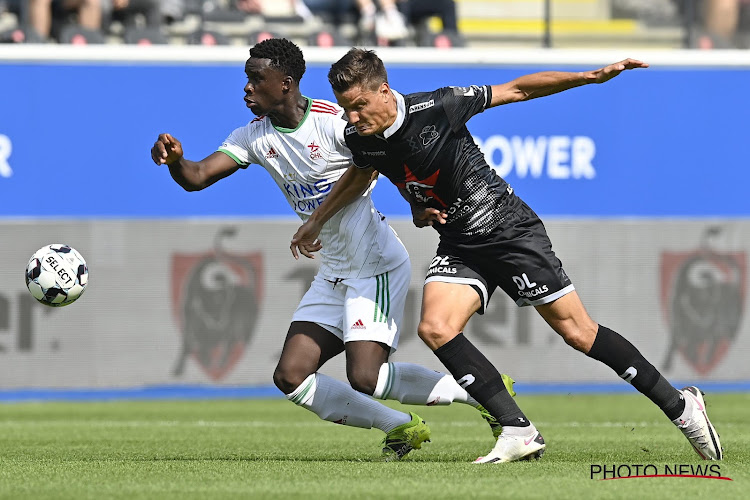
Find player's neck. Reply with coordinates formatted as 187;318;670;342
268;94;309;130
376;99;399;136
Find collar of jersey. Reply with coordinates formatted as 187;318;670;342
272;96;312;133
382;89;406;139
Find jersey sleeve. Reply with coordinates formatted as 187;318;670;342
216;125;259;168
331;114;355;163
440;85;492;132
342;126;371;169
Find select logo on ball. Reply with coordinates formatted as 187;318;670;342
25;244;88;307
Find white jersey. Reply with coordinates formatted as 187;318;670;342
218;97;408;280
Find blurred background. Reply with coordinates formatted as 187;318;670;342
0;0;749;49
0;0;749;400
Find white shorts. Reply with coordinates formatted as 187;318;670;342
291;258;411;351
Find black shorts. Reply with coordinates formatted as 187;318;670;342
424;194;574;313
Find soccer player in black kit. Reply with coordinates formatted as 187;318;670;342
290;48;722;463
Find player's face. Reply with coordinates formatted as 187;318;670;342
243;58;287;116
334;82;395;136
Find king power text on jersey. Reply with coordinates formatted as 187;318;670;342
283;179;333;213
475;135;596;180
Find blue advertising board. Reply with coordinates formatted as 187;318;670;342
1;59;748;217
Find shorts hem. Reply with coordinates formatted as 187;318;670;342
515;284;575;307
344;333;398;352
424;276;488;312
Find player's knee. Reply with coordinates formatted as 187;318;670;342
346;366;378;396
273;365;310;395
558;323;597;353
417;318;454;350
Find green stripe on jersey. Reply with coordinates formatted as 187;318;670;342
217;149;248;166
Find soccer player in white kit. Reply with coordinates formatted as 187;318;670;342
150;38;513;461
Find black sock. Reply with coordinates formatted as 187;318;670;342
434;332;529;427
587;325;685;420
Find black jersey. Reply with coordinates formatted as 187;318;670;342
344;85;514;239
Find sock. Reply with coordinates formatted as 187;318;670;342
287;373;410;432
434;333;529;427
587;325;685;420
672;390;692;424
372;362;480;407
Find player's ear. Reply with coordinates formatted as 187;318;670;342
379;82;390;100
282;75;294;92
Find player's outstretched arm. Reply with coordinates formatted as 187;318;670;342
290;165;376;259
488;58;649;107
151;133;240;191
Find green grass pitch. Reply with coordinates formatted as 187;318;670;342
0;393;747;499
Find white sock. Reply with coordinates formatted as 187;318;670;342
672;391;692;425
372;362;480;407
287;373;411;432
501;422;536;436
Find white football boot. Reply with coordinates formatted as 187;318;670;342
673;386;723;460
473;424;546;464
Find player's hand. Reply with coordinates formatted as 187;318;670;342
412;205;447;228
151;133;184;166
290;220;324;259
588;58;649;84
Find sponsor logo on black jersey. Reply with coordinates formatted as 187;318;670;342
451;85;478;96
409;99;434;113
362;150;387;156
345;125;357;135
660;227;745;375
420;125;440;146
396;164;446;206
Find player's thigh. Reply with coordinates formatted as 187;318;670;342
419;280;482;350
344;340;390;394
341;259;411;352
420;252;486;349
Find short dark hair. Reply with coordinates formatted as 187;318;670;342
248;38;306;83
328;48;388;94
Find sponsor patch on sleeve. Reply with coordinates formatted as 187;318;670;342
409;99;434;113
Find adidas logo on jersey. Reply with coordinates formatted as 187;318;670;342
351;319;366;330
266;147;279;159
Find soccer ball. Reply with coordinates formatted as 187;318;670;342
25;244;88;307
